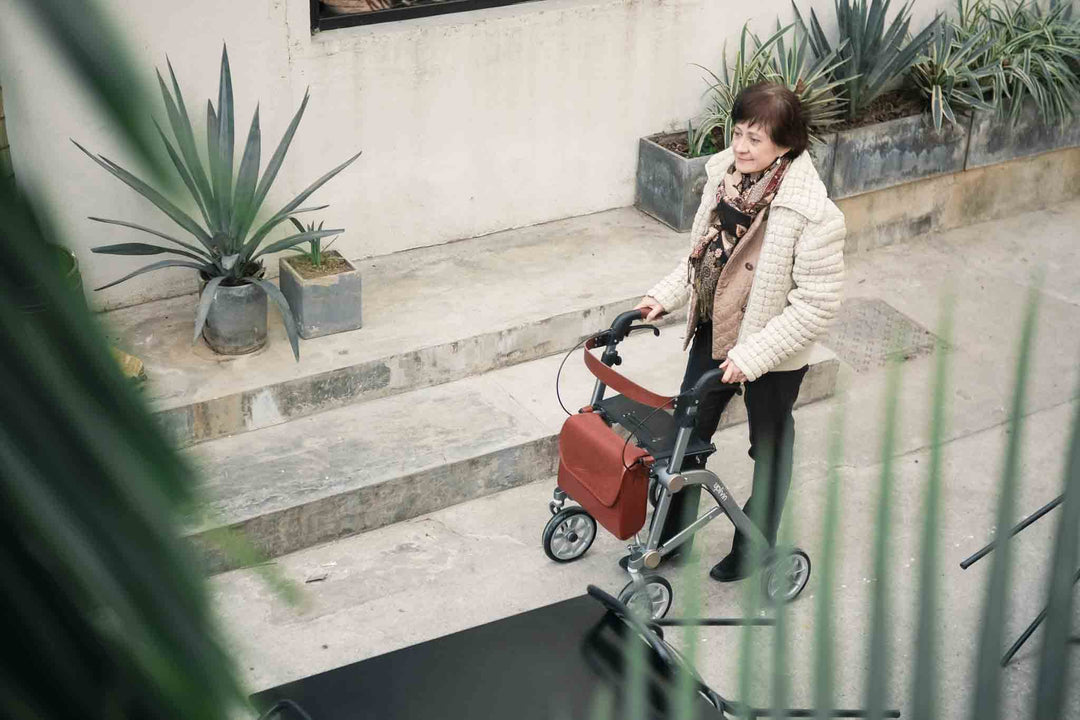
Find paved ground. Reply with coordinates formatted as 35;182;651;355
211;199;1080;718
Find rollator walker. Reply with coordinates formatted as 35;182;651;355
542;309;811;619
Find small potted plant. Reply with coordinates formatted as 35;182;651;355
77;46;360;360
278;217;363;339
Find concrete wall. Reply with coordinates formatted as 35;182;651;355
839;146;1080;255
0;0;948;310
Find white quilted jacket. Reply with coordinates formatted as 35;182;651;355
647;147;846;382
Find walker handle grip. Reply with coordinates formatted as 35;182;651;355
609;308;648;343
690;368;743;399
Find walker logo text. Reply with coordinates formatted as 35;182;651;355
711;482;729;502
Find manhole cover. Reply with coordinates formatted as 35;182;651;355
822;298;937;373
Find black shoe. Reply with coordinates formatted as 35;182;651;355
709;550;752;582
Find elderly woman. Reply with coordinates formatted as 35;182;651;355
635;82;845;582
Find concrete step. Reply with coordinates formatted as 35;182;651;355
187;324;839;573
101;208;687;448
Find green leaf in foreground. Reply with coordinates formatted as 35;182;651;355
910;299;953;720
1032;359;1080;719
814;403;845;720
970;284;1039;720
865;354;902;720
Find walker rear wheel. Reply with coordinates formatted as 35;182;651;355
762;548;811;604
543;507;597;563
618;575;673;620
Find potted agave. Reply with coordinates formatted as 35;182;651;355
278;217;363;339
75;46;359;360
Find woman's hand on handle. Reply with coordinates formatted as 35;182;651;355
635;296;667;322
720;358;747;384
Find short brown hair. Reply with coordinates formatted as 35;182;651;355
731;82;809;158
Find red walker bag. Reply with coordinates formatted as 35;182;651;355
557;410;652;540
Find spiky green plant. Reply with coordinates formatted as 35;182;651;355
287;217;340;269
909;19;1001;130
76;47;361;360
2;2;247;718
794;0;941;119
689;21;848;156
765;22;851;137
690;22;790;155
954;0;1080;125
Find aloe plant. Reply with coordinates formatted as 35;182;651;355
76;46;361;360
909;19;1001;130
954;0;1080;126
794;0;941;119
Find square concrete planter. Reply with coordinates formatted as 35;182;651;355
635;133;712;232
279;251;363;340
965;101;1080;170
830;113;971;199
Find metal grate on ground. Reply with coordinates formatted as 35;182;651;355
823;297;938;373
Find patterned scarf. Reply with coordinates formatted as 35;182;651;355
689;156;791;322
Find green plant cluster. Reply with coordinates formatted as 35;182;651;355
76;47;360;360
689;0;1080;155
951;0;1080;125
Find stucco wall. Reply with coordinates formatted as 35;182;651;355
0;0;948;309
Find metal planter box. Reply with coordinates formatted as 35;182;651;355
831;113;971;199
966;101;1080;170
636;132;838;232
279;252;363;340
635;134;711;232
807;133;837;193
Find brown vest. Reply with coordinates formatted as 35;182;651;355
684;208;768;360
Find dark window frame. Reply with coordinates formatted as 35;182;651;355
310;0;543;30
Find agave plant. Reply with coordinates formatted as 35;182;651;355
909;18;1001;130
690;21;849;156
286;217;339;269
762;20;850;138
689;22;790;155
794;0;941;119
75;46;360;360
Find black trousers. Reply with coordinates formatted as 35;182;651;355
659;321;808;558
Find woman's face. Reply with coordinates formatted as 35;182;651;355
730;121;791;174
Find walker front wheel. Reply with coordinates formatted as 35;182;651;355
543;507;596;563
762;548;811;604
618;575;673;620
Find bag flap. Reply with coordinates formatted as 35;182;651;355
558;412;649;508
